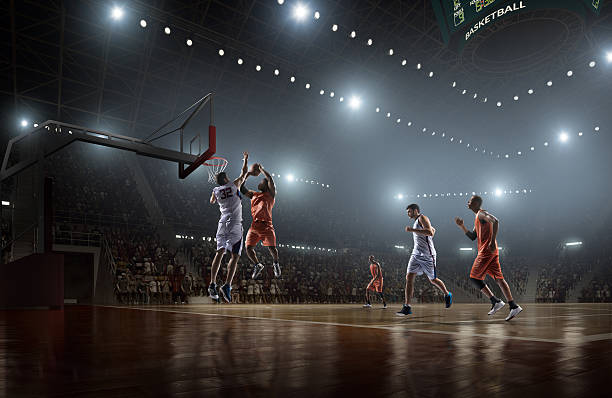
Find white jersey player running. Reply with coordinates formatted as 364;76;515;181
396;203;453;316
207;151;249;303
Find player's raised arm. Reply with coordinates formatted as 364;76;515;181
455;217;477;241
210;190;217;204
240;182;255;199
406;215;435;237
233;151;249;187
260;165;276;198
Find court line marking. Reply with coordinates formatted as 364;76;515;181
98;305;612;344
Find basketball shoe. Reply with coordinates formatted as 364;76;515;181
488;300;505;316
220;283;232;303
396;304;412;316
208;283;219;300
251;263;264;279
505;305;523;321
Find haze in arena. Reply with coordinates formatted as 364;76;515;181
0;1;611;397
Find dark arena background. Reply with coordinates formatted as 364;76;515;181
1;0;612;397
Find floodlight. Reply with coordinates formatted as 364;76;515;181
186;39;193;46
560;132;569;142
348;96;361;109
20;119;28;127
164;26;171;34
111;7;124;20
139;19;147;28
218;49;224;56
286;174;294;182
293;3;309;21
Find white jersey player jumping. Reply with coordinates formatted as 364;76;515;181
207;151;249;303
396;203;453;316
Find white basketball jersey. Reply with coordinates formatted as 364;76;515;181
213;182;242;223
411;215;436;257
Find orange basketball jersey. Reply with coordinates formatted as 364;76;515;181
475;211;498;255
250;192;275;223
370;263;382;281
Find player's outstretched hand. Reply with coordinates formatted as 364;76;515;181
405;226;413;233
454;217;464;227
243;151;249;159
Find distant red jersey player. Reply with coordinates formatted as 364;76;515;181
240;164;281;279
364;255;386;308
455;195;523;321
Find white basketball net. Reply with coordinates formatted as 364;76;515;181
204;157;228;183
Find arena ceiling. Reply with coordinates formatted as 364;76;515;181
1;0;611;178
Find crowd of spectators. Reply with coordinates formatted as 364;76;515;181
8;145;603;305
50;217;612;306
535;260;590;303
579;258;612;302
46;143;148;223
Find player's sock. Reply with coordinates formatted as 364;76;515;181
490;296;501;305
508;300;518;309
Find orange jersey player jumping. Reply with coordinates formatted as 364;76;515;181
240;163;281;279
363;255;386;309
455;195;523;321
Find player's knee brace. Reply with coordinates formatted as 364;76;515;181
470;277;486;290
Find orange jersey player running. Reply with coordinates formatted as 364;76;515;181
363;256;386;309
240;164;281;279
455;195;523;321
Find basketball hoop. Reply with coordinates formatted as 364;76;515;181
203;156;228;183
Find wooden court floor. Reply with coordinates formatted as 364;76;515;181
1;303;611;397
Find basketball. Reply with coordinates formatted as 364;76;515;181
250;163;261;176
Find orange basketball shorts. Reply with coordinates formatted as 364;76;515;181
470;254;504;280
367;280;383;293
245;222;276;247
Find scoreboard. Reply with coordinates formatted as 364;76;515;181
431;0;603;45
